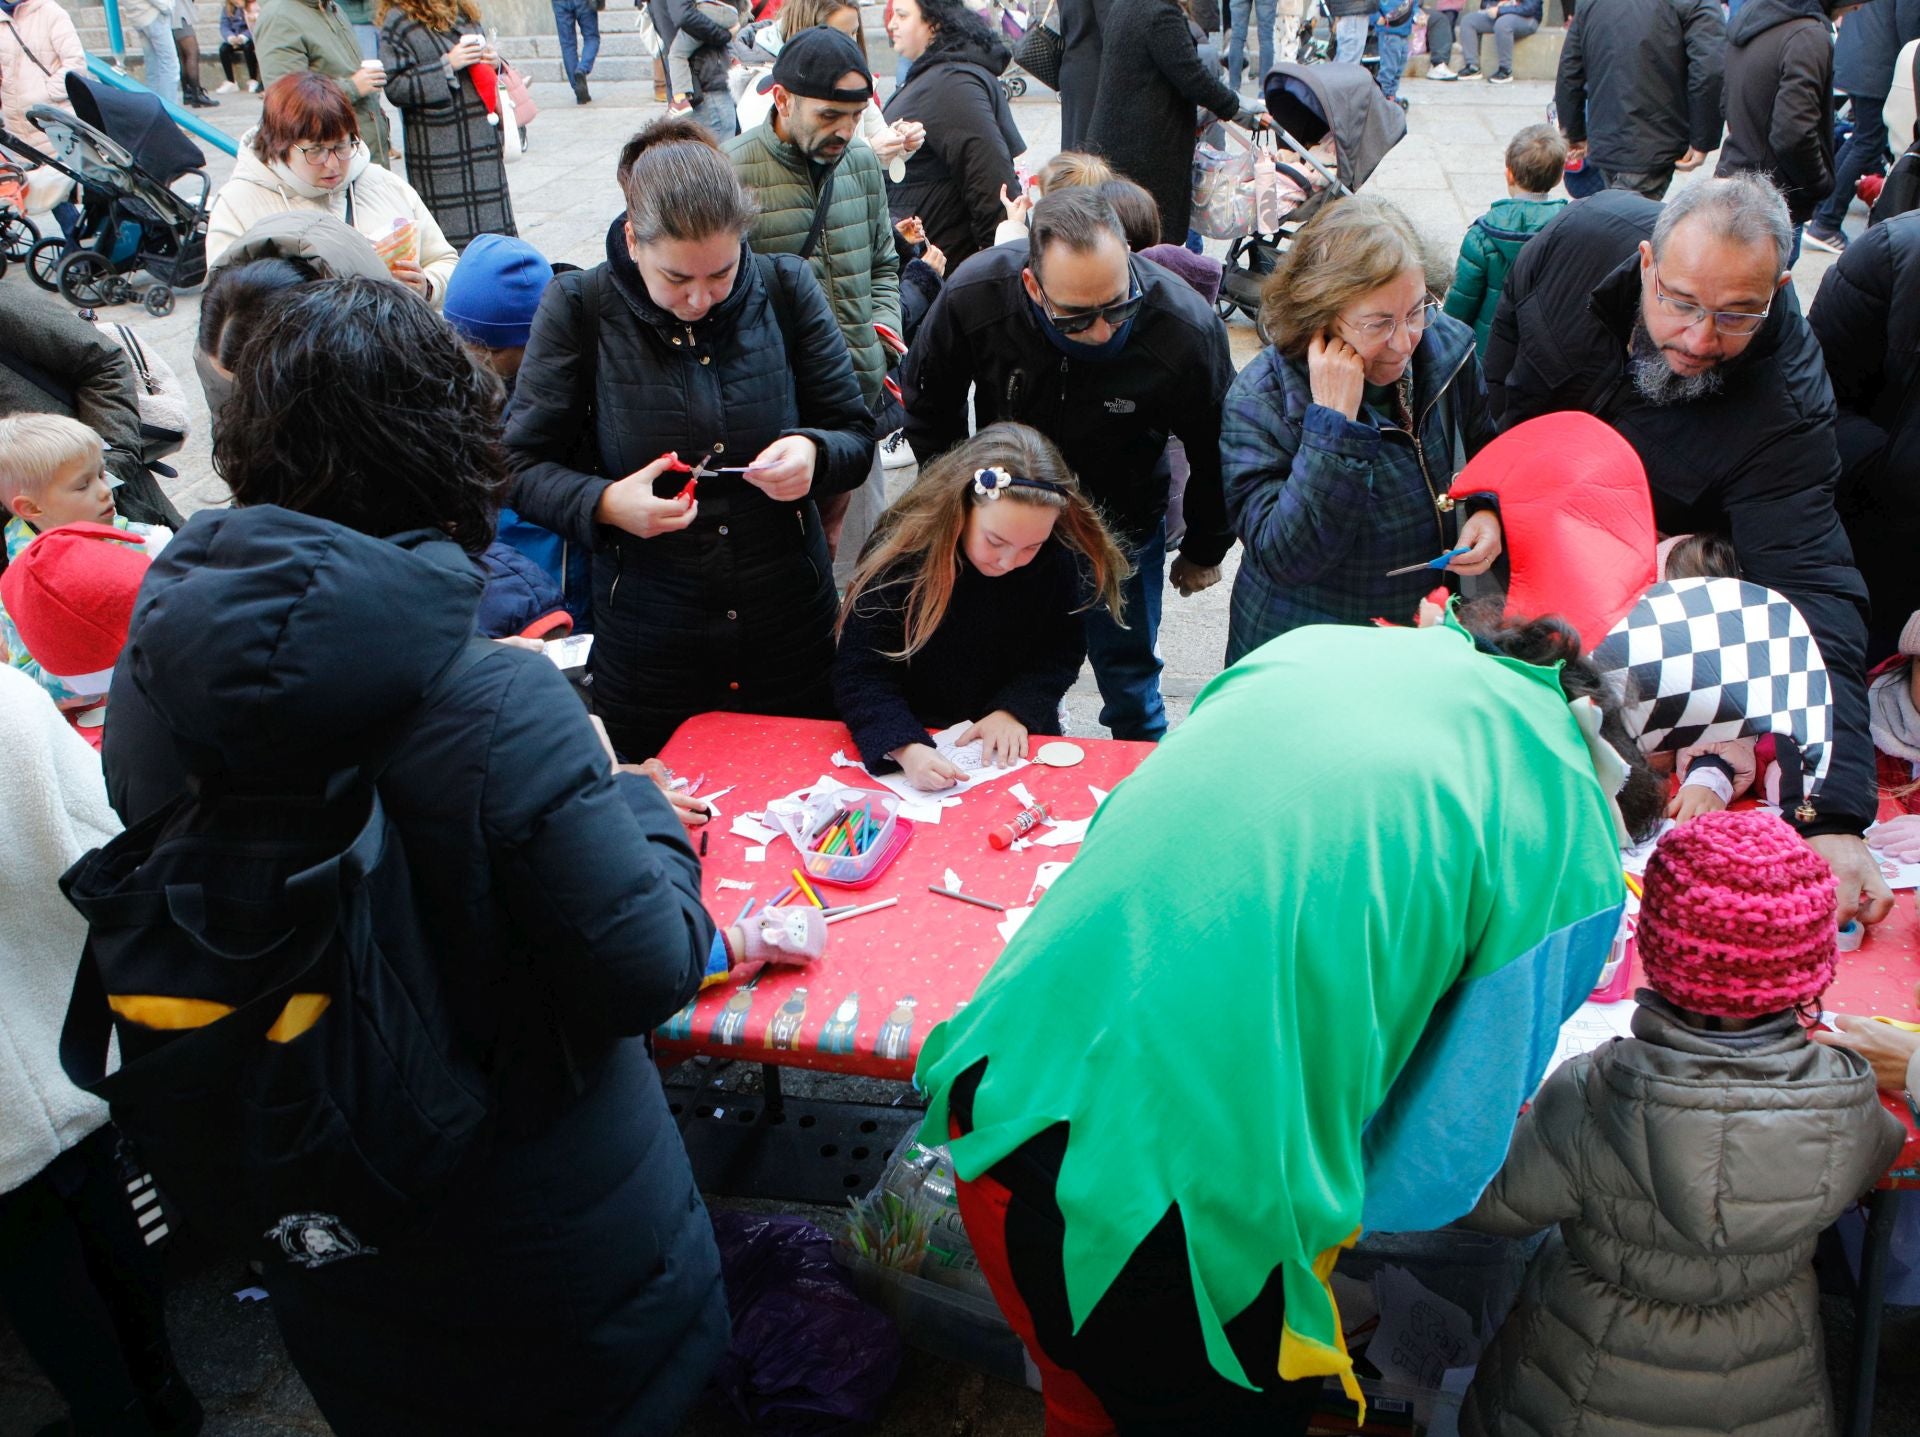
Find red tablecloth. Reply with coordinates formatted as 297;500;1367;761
653;713;1155;1080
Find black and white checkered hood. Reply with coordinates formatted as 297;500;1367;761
1591;577;1833;803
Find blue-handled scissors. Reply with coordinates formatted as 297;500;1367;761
1385;545;1470;577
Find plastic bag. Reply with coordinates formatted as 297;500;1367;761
710;1211;904;1435
1191;131;1306;240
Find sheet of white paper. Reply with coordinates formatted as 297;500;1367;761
942;867;962;893
857;723;1032;805
1031;818;1090;848
1547;998;1638;1081
715;878;754;892
897;799;944;824
1368;1265;1477;1390
745;846;767;863
730;816;782;845
1869;847;1920;890
1427;1367;1478;1437
997;907;1034;943
1027;861;1072;904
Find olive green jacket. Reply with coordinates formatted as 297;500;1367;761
726;120;900;408
254;0;389;166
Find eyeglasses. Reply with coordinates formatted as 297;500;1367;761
292;140;358;163
1340;300;1440;344
1034;278;1144;336
1652;273;1772;337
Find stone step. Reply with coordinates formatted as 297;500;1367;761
1407;21;1563;82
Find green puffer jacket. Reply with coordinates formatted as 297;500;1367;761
726;122;900;409
255;0;389;167
1459;993;1904;1437
1442;196;1564;355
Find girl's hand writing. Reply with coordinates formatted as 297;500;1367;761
895;742;964;791
595;452;700;538
743;434;818;501
959;710;1029;767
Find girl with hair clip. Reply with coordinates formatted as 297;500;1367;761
834;422;1130;791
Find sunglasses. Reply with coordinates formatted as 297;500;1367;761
1034;277;1144;336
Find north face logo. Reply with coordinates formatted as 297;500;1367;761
266;1212;377;1268
1104;399;1136;415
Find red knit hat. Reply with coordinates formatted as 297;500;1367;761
1636;809;1837;1018
0;522;150;688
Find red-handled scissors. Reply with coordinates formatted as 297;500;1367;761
661;452;774;503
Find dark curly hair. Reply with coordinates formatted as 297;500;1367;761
911;0;1007;58
214;278;507;555
1456;599;1667;844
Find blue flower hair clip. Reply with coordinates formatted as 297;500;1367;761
972;466;1069;501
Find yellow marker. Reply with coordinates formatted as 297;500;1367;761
791;867;825;909
1623;871;1644;901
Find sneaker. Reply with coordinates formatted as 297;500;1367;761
214;79;237;93
572;71;591;104
1395;95;1409;110
1457;62;1480;78
879;429;915;470
1427;62;1456;80
1801;225;1848;254
249;79;262;92
1487;67;1513;83
667;93;694;114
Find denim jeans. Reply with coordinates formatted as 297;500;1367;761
1813;94;1887;234
1333;13;1367;61
1082;523;1168;742
1459;8;1535;71
553;0;601;77
691;83;736;137
137;13;182;107
1375;28;1408;97
1227;0;1275;93
351;21;379;58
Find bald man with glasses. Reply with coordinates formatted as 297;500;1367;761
1485;174;1890;935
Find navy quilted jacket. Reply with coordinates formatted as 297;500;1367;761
1220;312;1496;663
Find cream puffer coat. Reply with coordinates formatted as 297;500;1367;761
206;138;457;302
1459;994;1905;1437
0;666;115;1197
0;0;85;149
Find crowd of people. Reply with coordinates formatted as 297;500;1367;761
7;0;1920;1433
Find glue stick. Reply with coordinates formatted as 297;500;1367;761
988;802;1049;850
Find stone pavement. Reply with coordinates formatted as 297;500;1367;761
3;62;1908;1437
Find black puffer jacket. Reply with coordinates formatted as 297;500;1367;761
102;505;729;1436
1085;0;1249;243
1832;0;1920;98
1485;191;1875;836
1556;0;1725;174
506;220;874;760
883;25;1025;269
1715;0;1839;224
1810;211;1920;664
902;243;1238;564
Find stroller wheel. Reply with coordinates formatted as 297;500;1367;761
26;235;67;291
1002;75;1027;98
0;210;38;262
144;286;176;317
56;250;120;308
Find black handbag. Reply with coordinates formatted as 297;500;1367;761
1011;0;1064;90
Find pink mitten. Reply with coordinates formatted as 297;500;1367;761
734;906;828;966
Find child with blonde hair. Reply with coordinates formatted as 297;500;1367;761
834;422;1129;791
1460;809;1903;1437
994;150;1116;245
0;414;170;705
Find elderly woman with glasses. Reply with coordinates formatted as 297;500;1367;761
1220;196;1503;663
207;71;459;302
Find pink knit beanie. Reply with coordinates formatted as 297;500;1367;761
1636;809;1837;1018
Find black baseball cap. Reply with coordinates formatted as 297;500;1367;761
760;26;874;103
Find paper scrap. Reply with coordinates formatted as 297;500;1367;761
745;846;767;863
1010;781;1037;808
702;784;736;813
897;799;944;824
715;878;755;891
942;867;962;893
1026;861;1072;904
996;906;1033;943
831;749;862;769
234;1286;270;1304
1031;818;1090;848
1368;1265;1476;1390
730;815;782;845
1868;846;1920;891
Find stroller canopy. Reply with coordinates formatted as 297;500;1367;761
66;73;205;185
1262;61;1406;194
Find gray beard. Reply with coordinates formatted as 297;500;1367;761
1628;316;1725;406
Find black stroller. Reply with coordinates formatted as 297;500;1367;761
1214;61;1407;326
0;73;209;315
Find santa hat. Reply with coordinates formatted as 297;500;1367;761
0;522;151;694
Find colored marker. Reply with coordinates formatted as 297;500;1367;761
792;868;825;909
825;897;898;925
927;884;1006;913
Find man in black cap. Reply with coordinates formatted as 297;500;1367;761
727;27;901;574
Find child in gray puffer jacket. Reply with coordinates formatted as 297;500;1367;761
1460;809;1905;1437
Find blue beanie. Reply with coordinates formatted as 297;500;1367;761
443;234;554;349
